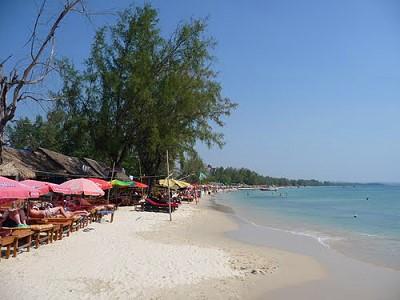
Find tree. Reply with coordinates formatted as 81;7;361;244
206;166;328;186
0;0;83;163
7;116;45;149
179;151;207;183
56;5;237;176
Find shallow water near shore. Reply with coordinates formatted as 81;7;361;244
215;185;400;270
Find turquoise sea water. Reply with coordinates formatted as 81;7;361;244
216;185;400;270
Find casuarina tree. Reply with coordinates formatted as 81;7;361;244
56;4;237;176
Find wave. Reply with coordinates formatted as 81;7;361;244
233;213;344;248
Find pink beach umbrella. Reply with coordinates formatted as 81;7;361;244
21;179;72;195
59;178;105;196
0;176;39;202
87;178;113;190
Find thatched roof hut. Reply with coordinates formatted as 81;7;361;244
0;147;123;182
0;161;36;179
37;148;103;178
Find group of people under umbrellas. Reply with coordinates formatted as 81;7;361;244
0;177;112;232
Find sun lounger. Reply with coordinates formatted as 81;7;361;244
144;198;179;212
47;219;73;239
29;224;54;248
28;217;73;239
0;235;18;260
1;227;34;256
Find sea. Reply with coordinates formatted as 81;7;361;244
215;184;400;270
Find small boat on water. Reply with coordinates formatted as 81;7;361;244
260;187;279;192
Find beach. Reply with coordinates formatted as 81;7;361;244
1;192;399;299
0;194;326;299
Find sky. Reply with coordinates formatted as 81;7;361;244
1;0;400;182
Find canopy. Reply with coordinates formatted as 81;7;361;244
0;176;39;201
111;179;134;188
159;179;191;190
59;178;105;196
87;178;113;190
21;180;72;195
132;180;148;188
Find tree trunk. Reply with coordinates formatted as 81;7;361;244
0;126;4;165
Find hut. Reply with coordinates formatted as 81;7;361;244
0;161;35;179
0;147;126;183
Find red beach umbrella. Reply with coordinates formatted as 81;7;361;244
132;181;148;188
0;176;39;202
21;180;72;195
20;180;49;195
59;178;105;196
87;178;113;190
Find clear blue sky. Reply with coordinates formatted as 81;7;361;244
1;0;400;182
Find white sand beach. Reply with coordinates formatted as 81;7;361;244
0;195;325;299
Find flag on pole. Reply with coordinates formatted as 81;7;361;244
199;172;207;181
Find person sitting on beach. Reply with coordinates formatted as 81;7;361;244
66;198;113;212
28;204;88;219
0;207;28;228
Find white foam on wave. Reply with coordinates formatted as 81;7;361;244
234;213;344;248
358;232;384;238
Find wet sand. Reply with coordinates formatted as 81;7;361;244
218;193;400;300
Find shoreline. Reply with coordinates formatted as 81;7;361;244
219;187;400;271
145;194;326;299
213;191;400;299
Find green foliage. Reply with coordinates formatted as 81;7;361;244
206;166;329;186
58;5;236;174
179;151;207;183
7;4;236;179
7;114;63;152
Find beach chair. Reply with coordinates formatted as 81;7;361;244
29;224;54;248
0;235;18;260
1;227;34;256
144;198;179;212
28;216;73;240
44;218;75;237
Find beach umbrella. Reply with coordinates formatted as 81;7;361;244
59;178;105;196
174;180;192;188
132;180;148;188
0;176;39;202
158;178;180;190
87;178;113;190
20;180;49;195
110;179;135;188
159;179;191;189
21;180;72;195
